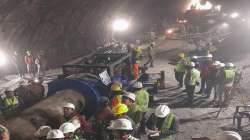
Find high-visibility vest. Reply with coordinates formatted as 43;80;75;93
189;68;200;86
224;69;235;82
175;58;187;72
159;113;175;140
135;89;149;112
4;97;19;107
111;95;122;109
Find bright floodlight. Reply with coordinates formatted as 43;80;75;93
187;0;213;10
166;29;173;34
0;52;7;66
221;22;229;28
230;12;239;18
112;19;129;32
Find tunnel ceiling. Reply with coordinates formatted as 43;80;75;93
0;0;183;63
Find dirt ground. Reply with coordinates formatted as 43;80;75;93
142;38;250;140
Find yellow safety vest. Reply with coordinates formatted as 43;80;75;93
135;89;149;112
4;97;19;107
160;113;175;140
224;69;235;81
175;59;186;72
189;68;200;86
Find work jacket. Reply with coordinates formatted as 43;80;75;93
224;68;236;83
135;89;149;112
4;97;19;107
175;58;187;73
185;68;200;86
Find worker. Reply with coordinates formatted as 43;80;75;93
174;53;188;87
59;122;79;140
132;81;149;134
46;129;65;140
197;60;212;95
62;103;92;134
107;118;139;140
34;126;52;140
218;131;242;140
24;50;35;77
110;82;123;108
92;97;113;140
147;105;178;140
131;46;142;80
35;53;46;76
12;51;25;78
112;103;135;128
3;90;19;111
184;62;200;105
205;61;221;98
0;124;10;140
219;63;236;106
213;62;225;105
144;43;154;67
122;91;136;109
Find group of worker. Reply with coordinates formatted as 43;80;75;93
174;51;237;106
12;50;47;78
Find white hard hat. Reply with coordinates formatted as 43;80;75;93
132;82;143;89
107;118;133;131
59;122;76;134
123;91;136;102
213;61;221;66
226;63;234;68
46;129;65;139
34;126;52;138
219;131;242;140
63;103;75;110
192;56;198;59
219;63;225;68
190;62;196;67
207;54;213;58
155;105;170;118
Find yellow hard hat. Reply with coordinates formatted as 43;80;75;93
111;83;122;92
178;53;185;58
112;103;128;115
135;47;141;52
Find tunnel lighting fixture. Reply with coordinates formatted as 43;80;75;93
0;51;7;66
112;18;129;32
221;22;229;28
166;29;173;34
187;0;213;10
230;12;239;18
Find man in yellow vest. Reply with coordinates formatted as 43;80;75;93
175;53;188;87
110;82;123;109
3;90;19;111
132;81;149;134
147;105;178;140
184;62;200;105
220;63;236;106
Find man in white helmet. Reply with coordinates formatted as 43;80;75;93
184;62;200;105
147;105;178;140
62;103;92;136
59;122;79;140
218;131;242;140
34;126;52;140
46;129;65;140
107;118;139;140
132;81;149;134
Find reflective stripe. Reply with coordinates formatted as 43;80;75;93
4;97;19;107
224;69;235;80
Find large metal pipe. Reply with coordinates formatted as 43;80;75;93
6;89;85;140
3;74;109;140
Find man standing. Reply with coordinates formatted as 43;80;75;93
174;53;188;87
24;51;35;77
184;62;200;105
12;51;25;78
35;54;46;76
144;43;155;67
205;61;220;98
